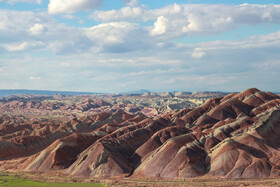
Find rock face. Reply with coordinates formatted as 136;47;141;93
0;88;280;180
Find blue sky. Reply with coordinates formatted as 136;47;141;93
0;0;280;93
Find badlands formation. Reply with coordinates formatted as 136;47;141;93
0;88;280;180
0;90;225;118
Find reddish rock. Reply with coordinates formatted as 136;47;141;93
1;88;280;180
23;133;100;171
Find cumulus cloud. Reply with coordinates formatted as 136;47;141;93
91;3;280;39
191;48;205;59
0;10;54;44
150;16;168;36
2;5;280;56
62;14;79;19
91;4;182;22
29;76;41;80
121;0;138;7
0;22;5;30
86;22;151;53
6;42;29;52
1;3;280;92
5;41;44;52
92;7;144;22
2;28;280;92
28;23;47;35
48;0;103;14
0;10;89;54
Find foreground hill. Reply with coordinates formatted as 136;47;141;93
0;88;280;180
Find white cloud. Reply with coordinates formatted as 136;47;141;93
212;17;233;27
121;0;138;7
29;76;41;80
62;14;79;19
2;6;280;56
28;23;47;35
60;62;71;67
150;16;168;36
0;4;280;92
0;22;5;30
91;4;280;39
0;10;90;54
91;4;183;22
48;0;103;14
5;41;44;52
6;42;29;51
191;48;205;59
86;22;151;53
92;7;144;22
0;10;53;43
1;28;280;92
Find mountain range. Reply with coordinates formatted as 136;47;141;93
0;89;100;97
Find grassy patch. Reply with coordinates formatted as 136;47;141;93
0;174;106;187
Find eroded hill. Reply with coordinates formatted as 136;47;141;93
0;92;220;118
0;88;280;180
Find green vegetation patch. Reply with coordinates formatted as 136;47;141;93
0;174;105;187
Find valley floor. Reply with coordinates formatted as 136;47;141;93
0;171;105;187
1;170;280;187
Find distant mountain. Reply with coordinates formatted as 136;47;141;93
191;91;226;95
191;91;229;98
121;89;151;95
0;89;99;97
174;91;192;96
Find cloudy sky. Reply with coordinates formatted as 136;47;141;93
0;0;280;93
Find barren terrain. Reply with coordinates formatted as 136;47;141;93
0;88;280;186
0;91;223;118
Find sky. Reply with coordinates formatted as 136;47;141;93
0;0;280;93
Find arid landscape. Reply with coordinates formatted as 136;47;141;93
0;88;280;186
0;90;225;118
1;0;280;186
